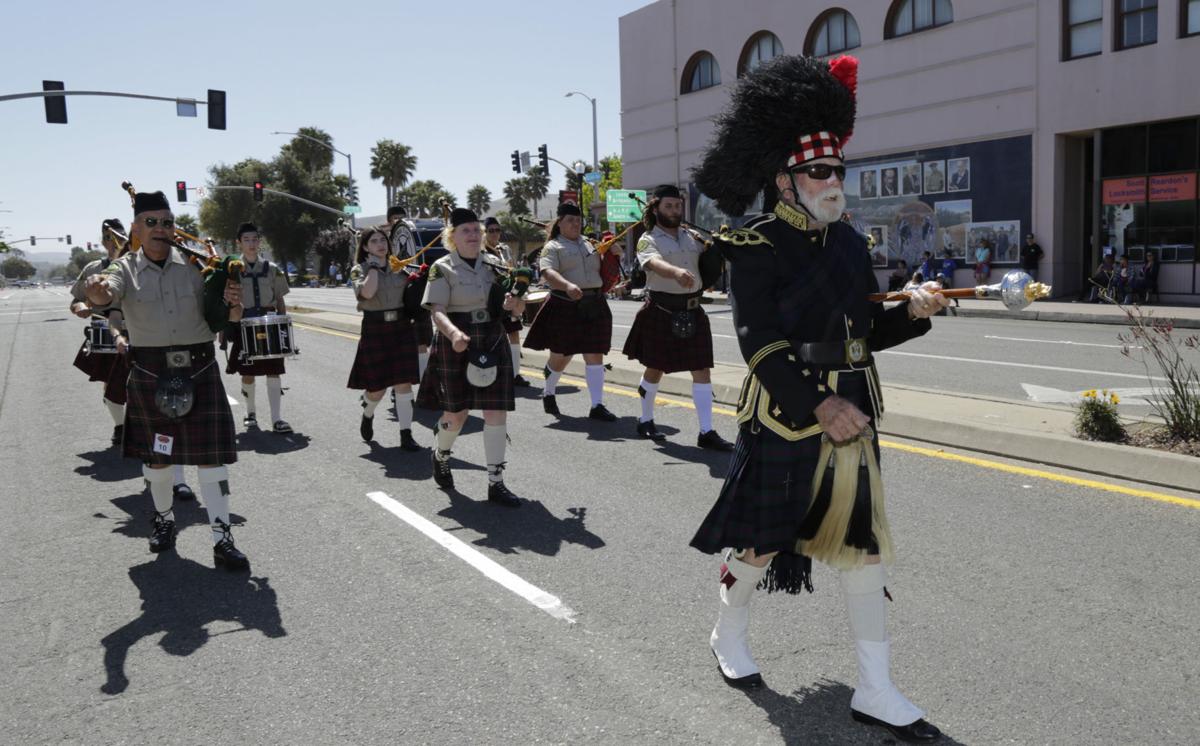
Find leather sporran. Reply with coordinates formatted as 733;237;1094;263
670;309;696;339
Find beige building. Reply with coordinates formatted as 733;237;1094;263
619;0;1200;300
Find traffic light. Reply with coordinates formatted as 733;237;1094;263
43;80;67;124
538;144;549;173
510;150;521;173
30;236;36;246
207;89;226;130
87;242;93;250
253;181;264;202
176;181;187;202
66;234;72;244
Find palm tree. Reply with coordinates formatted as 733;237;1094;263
502;177;530;217
524;167;549;219
467;185;492;217
370;140;418;207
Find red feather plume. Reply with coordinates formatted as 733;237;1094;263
828;55;858;147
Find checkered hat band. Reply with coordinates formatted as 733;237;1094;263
786;131;843;167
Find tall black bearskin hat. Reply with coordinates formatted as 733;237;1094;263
692;55;858;216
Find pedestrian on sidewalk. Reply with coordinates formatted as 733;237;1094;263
689;54;947;743
887;259;908;291
1020;233;1043;281
973;238;992;285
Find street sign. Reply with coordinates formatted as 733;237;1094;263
343;204;362;215
605;189;646;223
583;171;603;185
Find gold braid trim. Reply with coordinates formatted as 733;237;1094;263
746;340;790;372
716;226;772;247
771;201;809;231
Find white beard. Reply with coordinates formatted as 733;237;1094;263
799;187;846;224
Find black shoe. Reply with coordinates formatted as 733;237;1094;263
851;711;941;743
360;414;374;442
243;412;258;429
111;424;124;446
636;419;666;441
697;430;734;451
212;521;250;571
543;395;560;416
400;428;422;452
513;374;531;387
272;420;293;434
711;650;764;690
432;450;454;489
588;404;617;422
172;483;195;501
487;481;522;507
148;513;176;553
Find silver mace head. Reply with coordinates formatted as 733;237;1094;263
975;270;1053;310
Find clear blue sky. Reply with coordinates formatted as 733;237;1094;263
1;0;650;259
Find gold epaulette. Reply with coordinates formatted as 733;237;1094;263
715;226;772;247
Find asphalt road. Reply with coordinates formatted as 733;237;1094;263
287;287;1164;413
3;286;1199;745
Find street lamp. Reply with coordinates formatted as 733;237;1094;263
271;130;356;227
564;91;598;177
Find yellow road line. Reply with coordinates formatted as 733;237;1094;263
294;321;1199;510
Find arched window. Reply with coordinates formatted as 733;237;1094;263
806;9;862;56
682;51;721;93
886;0;953;39
738;31;784;76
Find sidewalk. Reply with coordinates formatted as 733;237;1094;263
289;306;1199;494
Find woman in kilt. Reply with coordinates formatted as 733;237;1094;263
622;184;732;451
687;56;948;742
523;202;621;420
417;209;524;506
347;227;423;451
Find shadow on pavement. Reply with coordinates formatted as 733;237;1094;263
635;425;735;479
74;449;142;482
97;491;245;540
437;492;605;557
234;428;312;455
99;552;285;695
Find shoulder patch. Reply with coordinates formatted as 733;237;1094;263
636;235;655;253
716;227;773;248
427;261;443;281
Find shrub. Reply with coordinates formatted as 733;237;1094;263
1074;389;1126;442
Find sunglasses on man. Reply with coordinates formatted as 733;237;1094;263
790;163;847;181
141;217;176;228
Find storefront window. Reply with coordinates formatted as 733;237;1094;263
1148;199;1197;261
1101;124;1147;176
1148;119;1198;172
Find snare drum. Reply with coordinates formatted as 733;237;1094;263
84;318;117;354
238;313;298;362
522;288;549;324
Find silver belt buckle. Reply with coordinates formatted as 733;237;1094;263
166;350;192;369
470;309;491;323
685;297;700;310
844;338;868;364
383;310;399;322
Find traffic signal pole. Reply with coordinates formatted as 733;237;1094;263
205;185;345;217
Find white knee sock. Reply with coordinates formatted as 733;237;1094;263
266;377;282;422
693;382;714;433
173;464;186;486
585;364;605;407
362;394;382;418
418;351;430;380
543;369;563;397
509;343;522;376
638;378;658;423
198;466;231;545
483;424;507;483
143;465;174;518
104;398;125;426
840;563;888;642
242;380;256;415
435;421;461;459
395;390;414;430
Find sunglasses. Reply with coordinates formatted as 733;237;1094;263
791;163;847;181
141;217;176;228
486;228;501;233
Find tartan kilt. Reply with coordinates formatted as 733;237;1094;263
124;346;237;465
224;330;287;377
502;314;523;334
522;294;612;355
621;301;714;373
346;314;421;391
73;342;118;382
414;309;434;347
104;351;130;405
416;319;515;412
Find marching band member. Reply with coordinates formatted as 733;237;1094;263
346;227;422;452
225;223;292;433
522;203;621;420
484;216;530;388
417;208;523;506
70;219;126;446
84;190;248;569
688;56;947;742
622;185;733;451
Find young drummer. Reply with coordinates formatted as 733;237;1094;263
346;227;422;451
417;208;523;506
225;223;292;433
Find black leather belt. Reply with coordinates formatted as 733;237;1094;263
363;308;406;322
649;291;702;311
131;342;215;368
550;287;603;301
448;309;494;325
792;338;872;366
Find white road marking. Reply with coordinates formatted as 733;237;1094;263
227;395;240;407
1020;383;1164;405
985;334;1134;350
877;349;1169;382
0;309;62;317
367;491;577;625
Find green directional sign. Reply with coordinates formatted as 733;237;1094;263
605;189;646;224
343;204;362;215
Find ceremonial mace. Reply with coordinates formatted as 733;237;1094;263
868;270;1052;311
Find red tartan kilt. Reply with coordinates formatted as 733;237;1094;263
124;348;237;465
224;332;287;377
104;351;130;405
522;294;612;355
73;342;118;382
416;320;515;412
414;310;434;347
346;314;421;391
622;301;715;373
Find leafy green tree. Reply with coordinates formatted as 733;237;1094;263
525;167;550;219
48;264;71;279
497;212;543;262
402;180;455;218
503;177;530;216
282;127;335;173
2;256;36;279
174;213;199;237
582;154;624;232
66;246;105;277
256;153;345;272
467;185;492;217
199;158;272;246
310;226;355;280
370;139;418;207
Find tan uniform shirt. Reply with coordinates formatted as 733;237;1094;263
102;248;214;347
637;225;704;294
422;252;498;312
238;258;289;312
71;257;118;314
539;236;602;289
351;260;408;311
